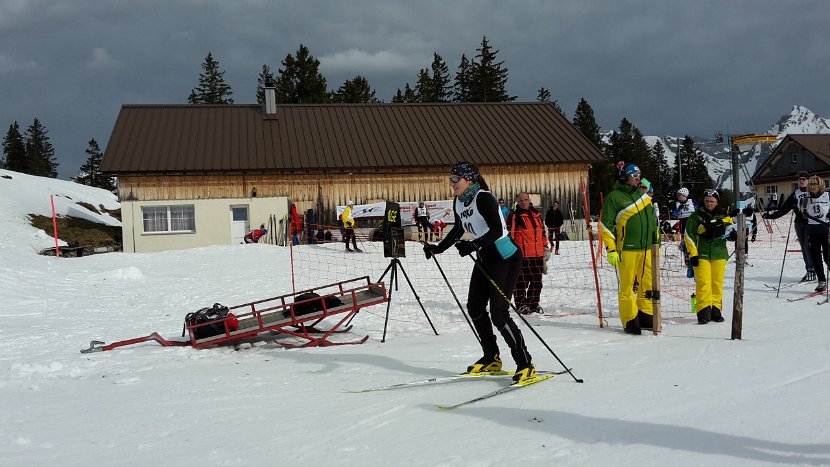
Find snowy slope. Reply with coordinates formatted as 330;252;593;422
1;171;829;466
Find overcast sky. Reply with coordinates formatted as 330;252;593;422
1;0;828;179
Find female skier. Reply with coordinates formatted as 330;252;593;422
423;161;535;383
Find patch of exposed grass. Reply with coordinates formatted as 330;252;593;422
30;214;122;249
77;201;100;214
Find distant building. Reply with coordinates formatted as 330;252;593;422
752;134;830;209
102;89;604;253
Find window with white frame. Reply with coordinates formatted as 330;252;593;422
765;185;778;195
142;205;195;233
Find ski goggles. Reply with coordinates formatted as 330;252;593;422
449;175;463;183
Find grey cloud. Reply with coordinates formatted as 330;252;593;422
0;0;827;179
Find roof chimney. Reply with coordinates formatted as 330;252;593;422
264;79;277;115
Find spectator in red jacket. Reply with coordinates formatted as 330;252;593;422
244;225;268;243
507;192;550;314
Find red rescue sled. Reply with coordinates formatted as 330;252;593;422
81;277;388;352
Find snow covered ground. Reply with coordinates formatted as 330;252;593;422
1;169;829;466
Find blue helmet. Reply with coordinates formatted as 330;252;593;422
618;163;641;182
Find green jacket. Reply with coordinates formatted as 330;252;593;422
684;208;734;260
599;182;659;252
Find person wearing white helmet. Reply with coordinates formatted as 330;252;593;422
672;187;696;266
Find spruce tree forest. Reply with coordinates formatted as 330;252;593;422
2;36;712;206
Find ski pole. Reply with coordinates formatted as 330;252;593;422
774;214;793;298
426;248;480;343
469;253;584;383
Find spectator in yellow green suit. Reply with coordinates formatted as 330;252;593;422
599;162;659;335
685;189;736;324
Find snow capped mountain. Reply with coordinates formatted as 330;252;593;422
649;105;829;193
769;105;830;137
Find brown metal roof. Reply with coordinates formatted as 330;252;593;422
752;134;830;183
788;134;830;160
101;102;604;174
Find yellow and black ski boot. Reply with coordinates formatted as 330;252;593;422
512;363;537;383
466;354;502;374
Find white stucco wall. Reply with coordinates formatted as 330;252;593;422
121;196;289;253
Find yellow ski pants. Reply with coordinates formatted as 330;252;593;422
694;258;726;312
617;249;653;327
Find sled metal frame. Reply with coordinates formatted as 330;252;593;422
81;277;387;352
191;276;387;348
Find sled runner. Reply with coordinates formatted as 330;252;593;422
81;276;388;352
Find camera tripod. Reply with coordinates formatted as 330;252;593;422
377;257;438;342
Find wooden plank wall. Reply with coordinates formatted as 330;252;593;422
117;162;590;224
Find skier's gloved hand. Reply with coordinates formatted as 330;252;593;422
607;251;620;267
423;244;438;260
721;223;738;240
689;256;699;267
455;240;478;257
743;207;754;216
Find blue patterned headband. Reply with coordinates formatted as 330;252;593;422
450;161;479;182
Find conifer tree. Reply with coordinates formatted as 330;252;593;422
681;137;713;200
3;122;27;173
404;52;452;103
414;68;432;102
651;139;672;201
391;84;417;103
188;52;234;104
25;119;58;178
332;75;379;103
572;98;603;149
453;54;472;102
536;87;564;116
632;127;655;184
608;118;636;166
467;36;515;102
73;139;114;190
672;135;712;199
274;44;329;104
255;64;275;105
573;99;610;211
428;52;451;102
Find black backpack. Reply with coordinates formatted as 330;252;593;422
183;303;233;339
285;292;343;318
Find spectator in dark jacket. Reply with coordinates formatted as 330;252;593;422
545;201;565;254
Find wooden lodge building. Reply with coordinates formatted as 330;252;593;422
751;134;830;210
101;88;604;253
